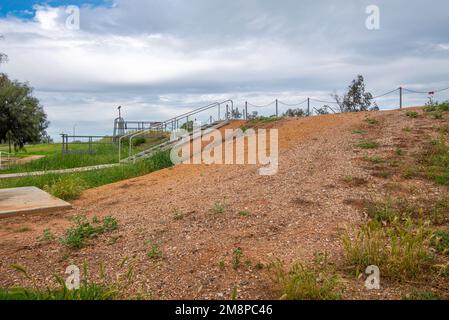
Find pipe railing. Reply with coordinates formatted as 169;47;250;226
125;100;235;161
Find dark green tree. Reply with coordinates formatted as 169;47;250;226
332;75;378;112
0;74;49;152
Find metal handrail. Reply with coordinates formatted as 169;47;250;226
118;130;146;162
127;129;168;161
114;101;234;162
126;100;234;160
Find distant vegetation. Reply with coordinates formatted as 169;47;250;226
332;75;379;113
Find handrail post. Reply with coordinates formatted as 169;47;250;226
245;101;248;120
226;105;229;120
399;86;403;110
276;99;279;118
307;98;310;116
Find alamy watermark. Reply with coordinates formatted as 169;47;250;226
364;265;381;290
65;5;80;30
65;265;80;290
169;123;279;176
365;5;380;30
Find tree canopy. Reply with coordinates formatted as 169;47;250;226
332;75;378;113
0;74;49;152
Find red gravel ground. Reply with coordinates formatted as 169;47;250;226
0;108;448;299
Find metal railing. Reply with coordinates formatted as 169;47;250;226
61;134;114;155
119;100;235;162
242;85;449;118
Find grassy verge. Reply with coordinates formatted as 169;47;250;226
1;135;169;173
0;150;173;200
0;283;116;300
0;262;136;300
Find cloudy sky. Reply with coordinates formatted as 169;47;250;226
1;0;448;139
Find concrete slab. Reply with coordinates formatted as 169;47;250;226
0;187;72;218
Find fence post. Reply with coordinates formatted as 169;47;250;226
276;99;279;118
399;86;403;110
307;98;310;116
245;101;248;120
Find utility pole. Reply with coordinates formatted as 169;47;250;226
399;87;403;110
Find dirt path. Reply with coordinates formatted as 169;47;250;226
1;109;445;299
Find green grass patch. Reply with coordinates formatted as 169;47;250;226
146;241;163;259
363;155;384;164
1;134;169;174
342;220;433;280
405;111;419;118
356;140;380;149
268;254;343;300
44;175;88;200
232;247;243;270
0;151;174;199
213;201;225;214
60;214;119;249
432;230;449;255
423;101;449;113
423;139;449;186
238;210;250;217
364;118;379;125
403;291;441;300
0;283;116;300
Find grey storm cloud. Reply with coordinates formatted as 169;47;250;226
0;0;448;138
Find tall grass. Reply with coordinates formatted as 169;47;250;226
2;135;170;174
342;220;433;280
0;283;117;300
268;254;343;300
423;138;449;186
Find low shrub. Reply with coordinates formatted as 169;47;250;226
44;175;88;200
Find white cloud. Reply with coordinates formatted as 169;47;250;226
1;0;449;139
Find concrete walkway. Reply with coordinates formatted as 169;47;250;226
0;163;120;179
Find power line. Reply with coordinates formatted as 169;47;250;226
372;88;399;99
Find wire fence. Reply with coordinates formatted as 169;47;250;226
240;85;449;119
